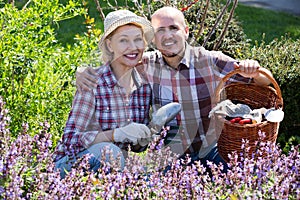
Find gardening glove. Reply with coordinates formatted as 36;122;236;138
113;123;151;146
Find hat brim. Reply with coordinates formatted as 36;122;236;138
99;16;154;49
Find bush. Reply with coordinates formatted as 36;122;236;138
0;0;101;142
182;0;251;58
239;36;300;152
1;0;298;157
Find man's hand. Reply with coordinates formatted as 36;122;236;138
234;59;260;78
113;123;152;147
75;66;98;92
234;60;272;85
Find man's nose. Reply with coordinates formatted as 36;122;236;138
163;29;173;38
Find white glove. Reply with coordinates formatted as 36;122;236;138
113;123;151;146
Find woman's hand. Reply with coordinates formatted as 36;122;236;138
113;123;152;146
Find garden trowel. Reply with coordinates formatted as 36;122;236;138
148;102;181;135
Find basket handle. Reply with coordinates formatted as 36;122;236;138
214;68;283;107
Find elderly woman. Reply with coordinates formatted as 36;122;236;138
53;10;154;178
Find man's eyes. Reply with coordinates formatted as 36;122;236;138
156;28;164;33
156;26;179;33
169;26;179;31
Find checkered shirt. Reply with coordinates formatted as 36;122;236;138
142;43;250;157
53;63;152;162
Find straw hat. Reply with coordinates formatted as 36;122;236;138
99;10;154;49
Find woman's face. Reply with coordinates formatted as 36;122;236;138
106;25;145;68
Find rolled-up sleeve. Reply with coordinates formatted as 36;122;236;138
64;89;101;151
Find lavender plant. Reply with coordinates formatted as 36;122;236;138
0;96;299;199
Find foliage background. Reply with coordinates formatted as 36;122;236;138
0;0;299;151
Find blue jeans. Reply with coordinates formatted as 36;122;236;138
55;142;125;178
164;145;228;176
198;146;228;174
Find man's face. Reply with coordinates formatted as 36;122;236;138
151;14;189;58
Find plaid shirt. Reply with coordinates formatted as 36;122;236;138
142;43;250;158
53;64;152;162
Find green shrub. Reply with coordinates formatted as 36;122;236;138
0;0;101;143
239;36;300;151
182;0;251;58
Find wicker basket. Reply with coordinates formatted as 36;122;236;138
215;69;283;162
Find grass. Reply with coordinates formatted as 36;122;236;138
234;4;300;45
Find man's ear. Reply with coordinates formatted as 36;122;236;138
185;26;189;40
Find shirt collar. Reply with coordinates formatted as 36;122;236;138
180;42;193;69
160;42;193;71
132;63;148;88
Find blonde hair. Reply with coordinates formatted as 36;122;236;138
100;23;147;63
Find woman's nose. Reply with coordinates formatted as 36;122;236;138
128;40;137;49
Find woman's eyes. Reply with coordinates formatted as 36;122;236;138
119;37;143;43
120;38;128;43
134;37;143;42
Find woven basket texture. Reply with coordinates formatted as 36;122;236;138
216;69;283;162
